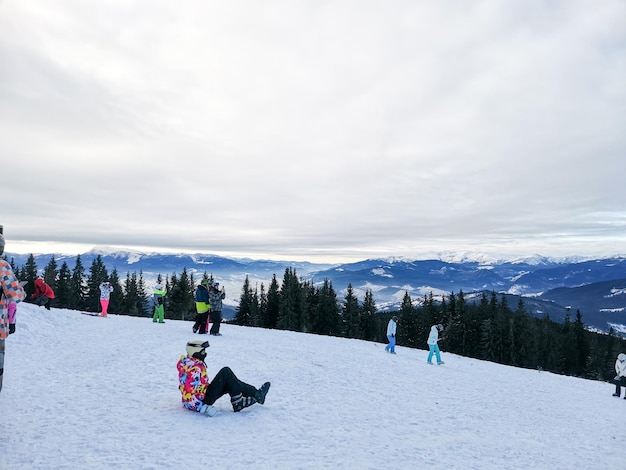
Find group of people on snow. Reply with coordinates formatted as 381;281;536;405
385;317;445;365
94;276;226;336
192;278;225;336
3;225;626;418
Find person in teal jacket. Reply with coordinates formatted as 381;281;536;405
152;283;166;323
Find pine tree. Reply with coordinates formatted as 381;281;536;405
359;289;377;341
341;284;360;339
54;262;73;308
23;254;38;301
312;279;340;336
235;275;255;326
86;255;109;313
108;269;124;314
264;275;280;329
277;268;306;332
43;256;58;293
70;255;87;310
398;291;418;348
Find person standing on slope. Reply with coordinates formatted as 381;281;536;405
427;324;445;365
209;281;226;336
176;339;271;416
385;316;398;354
0;226;27;393
193;279;211;334
99;281;114;317
152;283;166;323
612;353;626;399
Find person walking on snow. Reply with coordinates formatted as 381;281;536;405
427;324;445;365
385;316;398;354
0;227;27;393
193;279;211;334
176;339;271;416
99;281;114;316
612;353;626;399
152;283;166;323
209;281;226;336
31;277;55;310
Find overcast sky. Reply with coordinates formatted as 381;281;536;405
2;0;625;263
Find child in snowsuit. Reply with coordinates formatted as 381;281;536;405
427;324;445;365
385;316;398;354
152;284;166;323
612;353;626;399
31;277;55;310
176;339;271;416
99;281;114;316
1;228;27;393
192;279;211;334
209;281;226;336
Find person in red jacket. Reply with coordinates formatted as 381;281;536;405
31;277;55;310
176;339;271;416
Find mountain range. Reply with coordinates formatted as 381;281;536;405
6;249;626;334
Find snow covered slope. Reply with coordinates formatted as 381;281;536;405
1;303;623;469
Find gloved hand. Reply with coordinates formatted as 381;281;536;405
391;334;395;338
616;375;621;381
9;323;16;334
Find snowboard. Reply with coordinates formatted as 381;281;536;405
81;312;107;317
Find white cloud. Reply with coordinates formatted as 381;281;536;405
2;0;625;262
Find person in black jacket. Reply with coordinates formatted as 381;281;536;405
209;281;226;336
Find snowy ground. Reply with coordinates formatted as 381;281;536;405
0;303;623;470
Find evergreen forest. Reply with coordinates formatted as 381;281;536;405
5;254;625;383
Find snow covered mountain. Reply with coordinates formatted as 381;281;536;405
5;250;626;332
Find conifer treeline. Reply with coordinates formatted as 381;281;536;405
6;255;625;382
234;268;626;382
5;254;201;321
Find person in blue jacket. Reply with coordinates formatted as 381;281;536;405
192;279;211;334
385;316;398;354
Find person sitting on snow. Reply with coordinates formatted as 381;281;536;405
176;339;271;416
612;353;626;399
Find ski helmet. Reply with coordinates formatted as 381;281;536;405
618;353;626;362
200;279;210;286
186;339;210;358
392;316;398;322
436;324;444;332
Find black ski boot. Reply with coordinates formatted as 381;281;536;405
231;393;256;412
255;382;271;405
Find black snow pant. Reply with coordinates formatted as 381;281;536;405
209;310;222;335
202;367;257;405
193;312;210;334
613;376;626;396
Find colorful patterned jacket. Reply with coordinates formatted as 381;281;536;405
1;259;26;340
176;355;210;411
